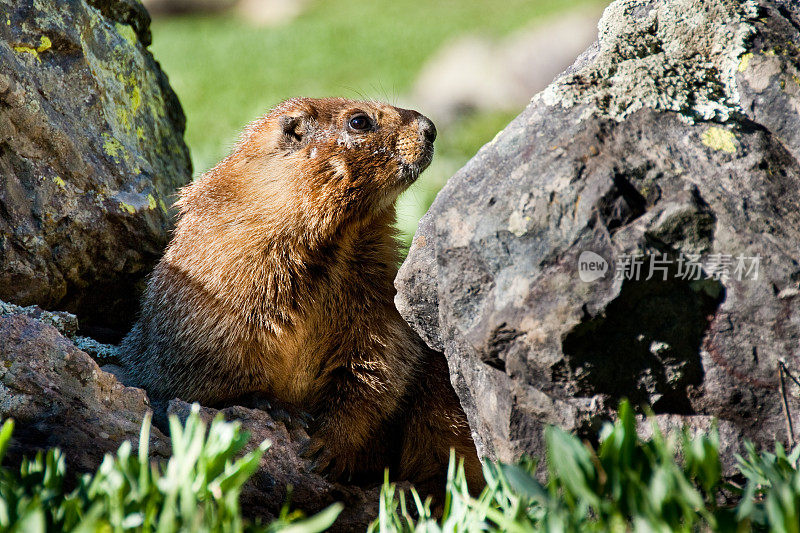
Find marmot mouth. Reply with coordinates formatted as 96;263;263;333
399;146;434;184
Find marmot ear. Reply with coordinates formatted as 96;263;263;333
280;115;307;149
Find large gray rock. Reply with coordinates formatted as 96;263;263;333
397;0;800;465
0;0;191;336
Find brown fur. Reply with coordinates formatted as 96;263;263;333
118;97;483;493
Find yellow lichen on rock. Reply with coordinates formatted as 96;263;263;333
130;84;142;113
0;0;192;333
13;36;51;61
13;45;38;59
701;127;737;153
117;108;131;129
114;22;137;47
113;73;143;132
738;52;753;72
36;36;51;53
102;134;125;161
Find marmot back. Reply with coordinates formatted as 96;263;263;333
119;97;483;493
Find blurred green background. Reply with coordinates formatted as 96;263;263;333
149;0;606;246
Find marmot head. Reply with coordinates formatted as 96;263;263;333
273;97;435;185
216;98;436;230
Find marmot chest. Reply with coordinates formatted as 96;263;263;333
257;310;341;406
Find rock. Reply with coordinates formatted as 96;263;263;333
73;335;123;364
410;7;602;125
0;0;191;338
396;0;800;467
0;311;171;472
638;415;745;476
0;299;79;337
0;304;383;529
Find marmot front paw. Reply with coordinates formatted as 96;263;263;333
300;433;357;481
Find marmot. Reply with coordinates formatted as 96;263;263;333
118;97;483;494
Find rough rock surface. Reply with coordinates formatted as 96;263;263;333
0;310;171;473
397;0;800;466
0;304;382;530
0;0;191;337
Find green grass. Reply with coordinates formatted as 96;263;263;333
0;407;340;532
148;0;606;243
372;401;800;532
6;401;799;532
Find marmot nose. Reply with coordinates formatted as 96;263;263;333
418;116;437;144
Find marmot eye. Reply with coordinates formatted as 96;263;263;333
348;114;372;131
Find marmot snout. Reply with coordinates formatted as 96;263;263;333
119;97;482;495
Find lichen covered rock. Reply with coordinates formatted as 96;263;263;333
0;0;191;336
397;0;800;465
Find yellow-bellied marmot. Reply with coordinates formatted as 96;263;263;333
118;97;483;494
